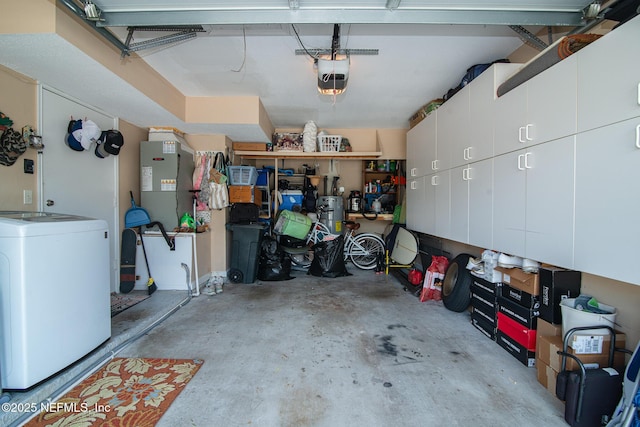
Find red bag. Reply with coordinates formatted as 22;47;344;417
419;255;449;302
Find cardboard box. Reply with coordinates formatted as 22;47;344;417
536;334;626;372
497;312;537;351
471;306;497;329
496;330;536;367
498;296;538;330
471;275;500;296
148;127;187;145
500;282;539;309
539;266;581;324
536;319;562;354
273;133;303;152
471;285;497;325
233;142;267;151
495;266;540;295
536;359;559;397
538;318;563;337
228;186;262;206
470;311;496;341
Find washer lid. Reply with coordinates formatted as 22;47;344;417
0;211;106;237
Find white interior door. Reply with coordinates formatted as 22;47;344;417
39;86;119;292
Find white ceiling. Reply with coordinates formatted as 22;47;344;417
1;1;601;141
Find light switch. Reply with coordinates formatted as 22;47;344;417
23;190;33;205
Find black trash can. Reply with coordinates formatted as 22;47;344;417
227;223;267;283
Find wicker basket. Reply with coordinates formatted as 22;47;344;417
318;135;342;152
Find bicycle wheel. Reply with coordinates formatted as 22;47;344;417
348;233;385;270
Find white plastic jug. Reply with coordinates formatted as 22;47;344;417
372;198;382;213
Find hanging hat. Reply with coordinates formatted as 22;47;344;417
80;119;101;150
95;130;124;158
66;119;84;151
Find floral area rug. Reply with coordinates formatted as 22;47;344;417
24;357;203;427
111;292;150;317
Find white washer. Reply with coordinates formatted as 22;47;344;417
0;211;111;389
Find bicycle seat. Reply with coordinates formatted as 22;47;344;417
343;221;360;231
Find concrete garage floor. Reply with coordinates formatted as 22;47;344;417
117;268;567;427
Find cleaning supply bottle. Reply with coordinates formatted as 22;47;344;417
372;198;382;213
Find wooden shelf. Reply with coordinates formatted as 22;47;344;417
234;150;382;159
345;213;394;221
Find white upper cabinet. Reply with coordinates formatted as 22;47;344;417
494;55;577;156
494;81;528;156
438;85;470;170
527;55;577;145
577;16;640;133
468;63;523;164
406;112;437;179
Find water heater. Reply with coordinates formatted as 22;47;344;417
317;196;344;235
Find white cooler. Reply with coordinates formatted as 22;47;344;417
0;211;111;389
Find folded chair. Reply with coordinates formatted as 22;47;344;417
607;340;640;427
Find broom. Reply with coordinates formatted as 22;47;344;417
138;228;157;295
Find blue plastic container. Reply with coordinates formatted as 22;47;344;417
256;169;270;186
279;190;303;212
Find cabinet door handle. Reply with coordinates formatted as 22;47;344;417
431;175;438;186
433;159;439;170
410;167;417;177
518;126;525;143
637;82;640;105
410;180;417;190
636;124;640;149
463;147;472;161
524;152;532;169
462;167;472;181
525;124;533;141
517;154;525;171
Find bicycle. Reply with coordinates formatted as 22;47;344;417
281;209;385;270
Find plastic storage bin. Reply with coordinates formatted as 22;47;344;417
279;190;304;212
256;169;271;187
227;223;267;283
228;166;258;186
560;298;617;336
274;210;312;240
